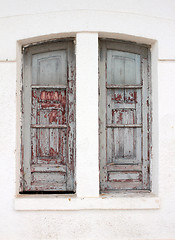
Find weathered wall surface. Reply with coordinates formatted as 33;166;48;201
0;0;175;239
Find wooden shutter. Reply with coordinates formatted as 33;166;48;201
99;40;151;192
20;40;76;193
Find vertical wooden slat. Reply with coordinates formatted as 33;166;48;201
31;128;37;164
142;57;150;190
107;89;113;164
99;41;108;191
50;128;58;160
22;49;32;191
66;41;76;191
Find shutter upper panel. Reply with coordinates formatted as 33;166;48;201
99;41;151;192
21;41;76;193
32;50;67;86
107;50;141;85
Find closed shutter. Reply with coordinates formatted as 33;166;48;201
21;40;76;193
99;40;151;192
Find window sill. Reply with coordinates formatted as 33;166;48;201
14;193;160;210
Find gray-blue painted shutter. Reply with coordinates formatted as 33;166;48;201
99;40;151;192
21;41;76;192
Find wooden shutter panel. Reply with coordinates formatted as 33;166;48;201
21;40;76;193
99;40;151;192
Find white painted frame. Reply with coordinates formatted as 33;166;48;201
15;32;159;210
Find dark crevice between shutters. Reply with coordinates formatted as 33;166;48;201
20;191;75;194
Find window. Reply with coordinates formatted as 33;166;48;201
99;39;152;193
16;34;159;210
20;40;76;193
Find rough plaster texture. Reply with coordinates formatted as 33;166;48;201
0;0;175;240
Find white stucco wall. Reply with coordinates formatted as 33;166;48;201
0;0;175;239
